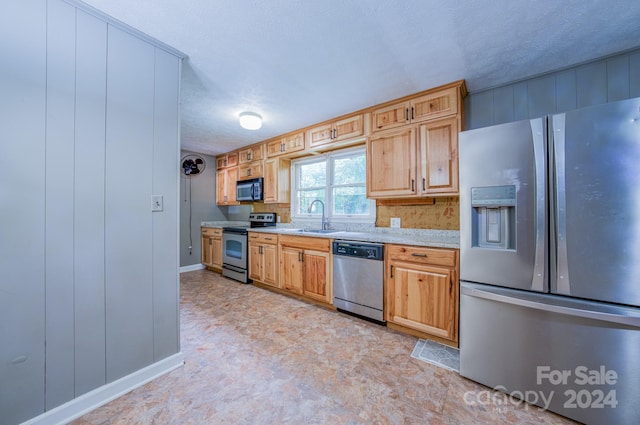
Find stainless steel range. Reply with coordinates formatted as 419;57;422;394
222;213;276;283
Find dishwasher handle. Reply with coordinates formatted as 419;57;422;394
332;240;384;260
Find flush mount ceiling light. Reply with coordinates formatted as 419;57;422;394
238;111;262;130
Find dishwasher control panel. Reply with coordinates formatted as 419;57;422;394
332;241;383;260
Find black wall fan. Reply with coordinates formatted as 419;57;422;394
181;154;206;177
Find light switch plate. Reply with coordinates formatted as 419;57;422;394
152;195;163;212
390;217;401;228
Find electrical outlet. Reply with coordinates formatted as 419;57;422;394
390;217;401;228
152;195;163;212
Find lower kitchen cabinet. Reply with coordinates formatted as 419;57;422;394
201;227;222;271
248;232;279;287
279;235;332;304
385;244;459;345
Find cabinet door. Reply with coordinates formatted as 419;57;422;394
280;246;303;294
216;169;226;205
371;101;409;132
216;167;238;205
410;87;458;124
334;114;364;141
226;167;238;204
262;243;279;287
266;138;284;158
282;132;305;155
239;144;264;164
263;158;290;204
307;123;333;149
419;117;458;195
202;235;212;266
238;162;263;180
212;237;222;269
248;242;262;281
302;250;331;303
387;261;455;340
366;127;417;198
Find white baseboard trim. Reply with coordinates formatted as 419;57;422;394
23;352;184;425
180;263;205;273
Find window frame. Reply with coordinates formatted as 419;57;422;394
290;146;376;224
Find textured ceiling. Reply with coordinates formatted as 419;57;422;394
80;0;640;156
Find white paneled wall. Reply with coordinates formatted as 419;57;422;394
0;1;183;423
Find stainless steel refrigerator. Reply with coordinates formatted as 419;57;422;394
459;97;640;425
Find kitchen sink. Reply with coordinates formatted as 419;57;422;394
296;229;341;234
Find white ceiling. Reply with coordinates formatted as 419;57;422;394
81;0;640;156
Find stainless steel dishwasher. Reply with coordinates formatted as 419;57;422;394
332;240;385;324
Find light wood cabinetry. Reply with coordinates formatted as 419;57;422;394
371;87;459;133
367;127;417;198
201;227;223;270
419;117;459;195
266;131;305;158
307;114;365;150
238;161;263;180
263;158;290;204
248;232;279;287
216;167;238;205
366;116;459;198
238;144;264;164
279;235;332;304
216;152;238;169
385;244;459;344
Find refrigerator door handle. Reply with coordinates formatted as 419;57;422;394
461;282;640;327
530;118;546;292
552;114;570;294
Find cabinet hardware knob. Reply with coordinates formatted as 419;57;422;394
422;178;426;191
390;265;394;278
411;107;415;120
411;179;415;191
405;108;409;121
247;152;252;161
411;253;427;257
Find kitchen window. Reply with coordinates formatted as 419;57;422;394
291;147;375;223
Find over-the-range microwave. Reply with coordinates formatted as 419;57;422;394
236;177;263;201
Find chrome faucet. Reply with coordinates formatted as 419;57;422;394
308;199;329;230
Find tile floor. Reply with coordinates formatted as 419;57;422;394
72;270;578;425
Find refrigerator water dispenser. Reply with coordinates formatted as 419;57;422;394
470;185;516;250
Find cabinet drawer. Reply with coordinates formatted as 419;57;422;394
279;234;331;252
202;227;222;237
248;232;278;244
386;244;457;268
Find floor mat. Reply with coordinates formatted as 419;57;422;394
411;338;460;372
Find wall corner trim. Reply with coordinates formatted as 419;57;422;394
22;353;184;425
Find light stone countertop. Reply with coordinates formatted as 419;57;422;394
244;227;460;249
201;221;459;249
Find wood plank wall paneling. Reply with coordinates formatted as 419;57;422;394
376;197;459;230
0;1;47;422
252;203;292;223
465;48;640;130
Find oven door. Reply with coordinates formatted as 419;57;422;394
222;230;247;269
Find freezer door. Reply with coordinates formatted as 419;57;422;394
552;97;640;307
459;118;547;291
460;281;640;425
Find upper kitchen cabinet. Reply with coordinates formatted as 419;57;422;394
216;152;238;169
238;144;264;164
419;117;459;195
371;84;463;133
263;158;290;204
266;131;305;158
306;114;367;150
216;167;238;205
366;127;417;198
